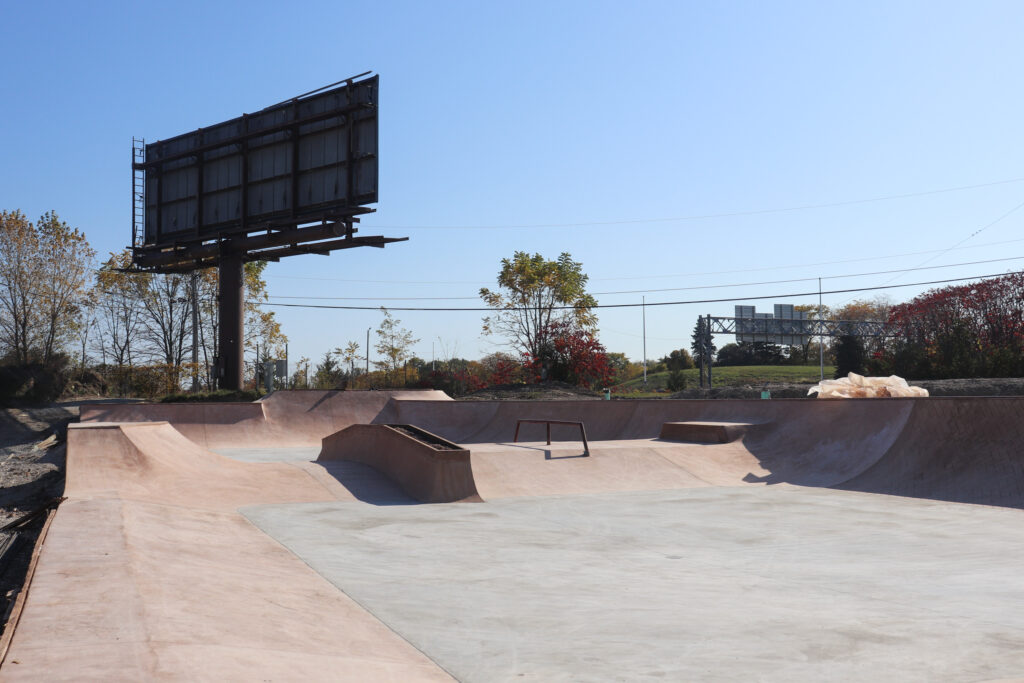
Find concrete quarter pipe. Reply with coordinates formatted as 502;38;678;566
3;390;1023;681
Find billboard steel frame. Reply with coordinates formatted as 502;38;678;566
129;73;405;390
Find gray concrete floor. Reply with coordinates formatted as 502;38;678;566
213;446;320;463
243;486;1024;682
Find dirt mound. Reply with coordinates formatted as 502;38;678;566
460;381;603;401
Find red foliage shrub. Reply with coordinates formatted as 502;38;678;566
523;321;615;388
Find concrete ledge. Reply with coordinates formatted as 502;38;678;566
318;424;481;503
659;421;756;444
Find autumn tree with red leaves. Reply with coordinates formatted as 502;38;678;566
525;320;614;389
875;272;1024;379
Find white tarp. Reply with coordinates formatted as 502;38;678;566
808;372;929;398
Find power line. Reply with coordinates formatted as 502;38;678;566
264;254;1024;302
869;198;1024;289
835;197;1024;307
254;269;1021;312
266;235;1024;286
364;176;1024;230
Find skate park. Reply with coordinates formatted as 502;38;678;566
2;389;1023;681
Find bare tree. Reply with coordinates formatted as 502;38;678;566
35;212;95;363
137;271;191;368
0;210;40;363
95;251;146;371
0;211;95;364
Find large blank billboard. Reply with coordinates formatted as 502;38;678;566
141;75;378;247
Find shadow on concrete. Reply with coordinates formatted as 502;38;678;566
544;450;589;460
317;461;420;506
731;398;1024;510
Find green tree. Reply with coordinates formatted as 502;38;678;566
606;352;631;379
660;348;695;371
833;334;866;378
666;369;687;392
243;261;287;365
374;308;419;386
335;340;362;377
312;351;344;389
690;318;716;370
479;252;597;361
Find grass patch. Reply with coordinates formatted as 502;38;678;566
613;365;835;394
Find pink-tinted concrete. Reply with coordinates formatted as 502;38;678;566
319;424;480;503
2;420;454;681
8;391;1024;680
79;389;451;449
659;420;756;443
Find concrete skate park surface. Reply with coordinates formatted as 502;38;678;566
4;390;1024;680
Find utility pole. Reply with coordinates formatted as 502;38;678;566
366;327;370;375
818;277;824;382
642;296;647;385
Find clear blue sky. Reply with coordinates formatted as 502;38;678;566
4;1;1024;368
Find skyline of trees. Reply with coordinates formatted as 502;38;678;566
6;212;1024;397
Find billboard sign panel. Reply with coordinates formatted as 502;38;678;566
734;304;810;346
139;74;378;248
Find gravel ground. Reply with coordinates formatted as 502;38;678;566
0;404;76;640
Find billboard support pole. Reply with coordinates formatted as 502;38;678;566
218;250;245;391
191;271;199;392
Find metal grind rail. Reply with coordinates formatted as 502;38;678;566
513;420;590;456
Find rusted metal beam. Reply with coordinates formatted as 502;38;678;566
131;234;407;274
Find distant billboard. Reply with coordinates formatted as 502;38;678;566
138;74;378;248
734;304;810;346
